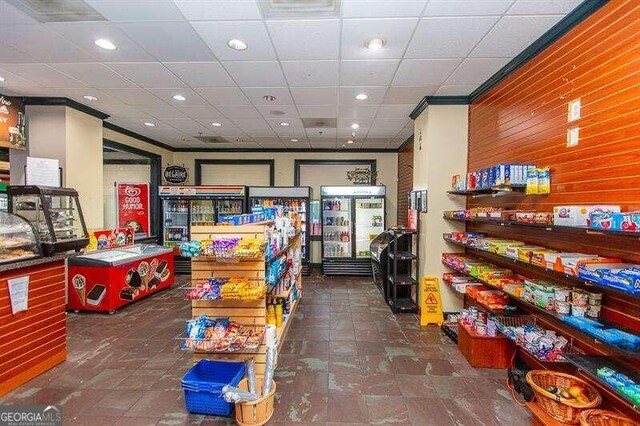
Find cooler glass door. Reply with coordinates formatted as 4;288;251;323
216;199;244;218
162;199;189;248
355;197;385;258
322;196;351;258
190;199;215;226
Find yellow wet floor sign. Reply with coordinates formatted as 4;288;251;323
420;276;443;326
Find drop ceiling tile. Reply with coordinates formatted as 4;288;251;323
281;60;339;87
255;104;299;119
337;127;368;138
0;63;85;88
216;105;262;119
309;139;338;149
85;0;187;22
107;62;186;88
370;118;410;130
338;86;386;105
393;59;461;86
406;17;498;59
341;18;419;60
140;103;189;119
101;104;148;118
193;117;235;128
213;127;251;138
118;22;216;61
0;1;37;24
306;128;337;138
375;104;414;118
367;128;401;138
383;86;437;104
176;105;226;119
192;21;277;61
163;62;235;87
174;0;262;20
194;87;251;106
241;87;294;105
253;137;286;146
337;105;379;119
61;88;126;107
221;61;287;87
342;0;427;18
444;57;510;85
290;87;337;105
230;118;274;130
297;105;337;118
147;88;208;106
104;88;162;105
338;118;373;129
241;128;278;138
266;19;340;60
435;85;478;96
471;15;563;57
162;118;209;132
0;25;95;62
508;0;582;15
340;60;399;86
47;22;154;62
0;42;33;62
50;63;137;89
424;0;513;16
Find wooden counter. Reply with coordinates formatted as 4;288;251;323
0;257;67;396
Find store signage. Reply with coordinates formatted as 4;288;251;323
163;165;188;184
346;167;376;185
320;186;385;196
0;95;26;150
420;277;443;326
116;182;150;236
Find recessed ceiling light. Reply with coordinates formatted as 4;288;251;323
227;39;248;51
347;139;354;144
212;122;222;127
290;138;298;142
94;39;117;50
279;121;290;127
83;95;98;101
355;93;368;100
0;76;5;82
365;38;386;50
144;122;155;127
351;123;360;129
173;94;186;101
263;95;276;102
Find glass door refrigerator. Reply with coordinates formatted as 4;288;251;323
159;185;247;274
320;185;386;275
248;186;312;275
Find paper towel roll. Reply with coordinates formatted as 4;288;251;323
265;324;277;348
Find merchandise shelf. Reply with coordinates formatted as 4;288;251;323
177;326;265;354
388;251;417;260
265;231;301;264
387;275;417;286
446;184;527;196
267;264;292;293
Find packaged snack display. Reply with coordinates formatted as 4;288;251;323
493;316;570;362
590;211;640;232
553;205;620;227
182;316;265;352
184;278;267;301
597;367;640;406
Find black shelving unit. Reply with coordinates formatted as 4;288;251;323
386;228;418;313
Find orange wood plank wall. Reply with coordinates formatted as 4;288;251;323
468;0;640;212
397;139;414;226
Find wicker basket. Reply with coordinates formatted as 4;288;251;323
526;371;601;424
579;409;636;426
234;376;276;426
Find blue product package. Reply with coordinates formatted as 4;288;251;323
489;166;496;187
589;211;618;230
600;267;640;295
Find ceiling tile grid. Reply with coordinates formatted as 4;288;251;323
0;0;575;149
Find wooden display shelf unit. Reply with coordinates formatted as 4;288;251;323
457;320;515;369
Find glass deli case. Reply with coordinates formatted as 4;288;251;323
0;211;41;263
8;186;89;256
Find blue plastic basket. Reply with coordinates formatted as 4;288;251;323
182;359;246;416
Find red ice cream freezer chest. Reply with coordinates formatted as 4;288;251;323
67;244;174;313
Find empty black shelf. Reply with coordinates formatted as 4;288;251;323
387;275;417;285
388;251;417;260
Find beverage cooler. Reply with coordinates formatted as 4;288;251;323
320;185;386;275
158;185;247;274
248;186;312;275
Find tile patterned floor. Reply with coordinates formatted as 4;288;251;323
1;273;531;425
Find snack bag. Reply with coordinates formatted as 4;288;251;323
526;168;539;195
537;167;551;194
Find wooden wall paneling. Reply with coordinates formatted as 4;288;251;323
397;140;414;226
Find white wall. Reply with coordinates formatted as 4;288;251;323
103;127;174;167
413;105;469;312
200;163;271;186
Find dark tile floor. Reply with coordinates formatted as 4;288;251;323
1;273;530;425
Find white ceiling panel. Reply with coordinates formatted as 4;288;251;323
216;105;262;119
369;118;410;130
338;118;372;129
435;85;479;96
141;103;189;119
174;0;262;20
253;137;287;146
508;0;582;15
337;105;379;119
341;18;419;60
50;63;136;89
163;62;235;87
266;20;340;60
118;22;216;61
309;139;338;149
175;105;226;119
101;104;148;118
194;87;251;105
424;0;514;16
338;86;386;105
0;25;95;63
0;42;33;62
105;88;162;105
192;21;277;61
0;63;85;88
106;62;185;88
306;128;337;138
230;118;274;130
161;118;209;133
375;104;414;118
85;0;187;22
241;87;294;105
393;59;461;86
281;61;339;87
341;0;427;18
297;105;337;118
406;17;499;58
0;1;37;24
340;60;399;86
241;128;278;138
221;61;287;87
255;104;299;119
471;15;563;57
444;57;510;85
383;86;438;104
290;87;338;105
192;117;235;128
148;88;208;106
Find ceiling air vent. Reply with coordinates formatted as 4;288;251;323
302;118;337;129
7;0;106;22
258;0;340;18
194;136;231;144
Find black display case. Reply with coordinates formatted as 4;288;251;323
8;185;89;256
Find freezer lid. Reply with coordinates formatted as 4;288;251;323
69;245;173;266
249;186;310;198
320;186;385;196
159;185;246;197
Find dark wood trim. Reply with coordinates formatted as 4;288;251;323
173;148;397;153
103;122;176;152
397;135;414;152
103;159;151;165
293;159;377;186
409;96;470;119
23;96;109;120
103;139;161;160
195;159;275;186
